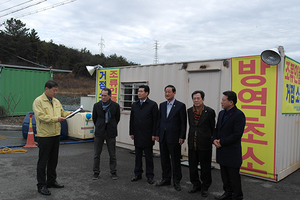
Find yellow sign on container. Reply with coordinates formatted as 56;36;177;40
96;68;120;103
282;56;300;114
231;55;277;180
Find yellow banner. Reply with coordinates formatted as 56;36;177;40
231;55;277;180
282;56;300;114
96;68;120;103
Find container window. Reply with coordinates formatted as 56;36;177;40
120;82;146;111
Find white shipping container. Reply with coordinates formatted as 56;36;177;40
92;47;300;182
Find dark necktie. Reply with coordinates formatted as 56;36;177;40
222;111;228;123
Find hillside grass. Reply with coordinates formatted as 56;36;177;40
54;73;96;97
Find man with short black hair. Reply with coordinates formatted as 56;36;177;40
213;91;245;200
156;85;187;191
130;85;158;184
33;80;71;196
92;88;120;180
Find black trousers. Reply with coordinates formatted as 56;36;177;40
36;136;60;188
93;132;117;175
188;148;212;190
159;139;182;184
220;165;243;199
134;146;154;179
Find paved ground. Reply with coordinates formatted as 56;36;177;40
1;130;300;200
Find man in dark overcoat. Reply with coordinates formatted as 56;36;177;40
130;85;158;184
213;91;246;200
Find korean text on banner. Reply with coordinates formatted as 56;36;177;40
231;55;277;180
282;56;300;114
97;68;120;103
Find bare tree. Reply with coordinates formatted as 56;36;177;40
0;91;22;117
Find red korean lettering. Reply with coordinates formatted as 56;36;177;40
242;147;265;165
240;163;268;175
294;64;300;84
290;63;295;75
238;60;256;74
242;134;268;145
240;76;266;87
260;59;271;75
111;95;118;102
238;88;267;104
109;70;118;78
242;117;267;145
244;117;265;137
110;88;118;94
109;79;118;87
241;105;266;116
285;61;291;81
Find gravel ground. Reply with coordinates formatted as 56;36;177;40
0;116;25;126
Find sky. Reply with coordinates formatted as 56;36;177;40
0;0;300;65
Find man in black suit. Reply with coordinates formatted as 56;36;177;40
187;90;215;197
130;85;158;185
92;88;120;180
213;91;245;200
156;85;187;191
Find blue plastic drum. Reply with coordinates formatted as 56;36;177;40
22;112;68;140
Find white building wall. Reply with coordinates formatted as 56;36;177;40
116;60;230;157
116;63;190;153
275;54;300;181
112;55;300;181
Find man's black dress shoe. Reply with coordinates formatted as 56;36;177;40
47;181;64;188
214;193;233;200
174;183;181;191
201;190;208;197
147;178;154;184
131;175;142;182
155;179;171;186
38;186;51;195
188;186;201;193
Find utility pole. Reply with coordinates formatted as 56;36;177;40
153;40;159;64
98;36;105;54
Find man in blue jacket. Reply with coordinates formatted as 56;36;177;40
213;91;246;200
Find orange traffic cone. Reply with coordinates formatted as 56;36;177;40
24;114;37;148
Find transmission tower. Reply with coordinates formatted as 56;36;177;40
153;40;159;64
98;36;105;54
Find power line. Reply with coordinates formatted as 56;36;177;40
0;0;12;6
0;0;47;18
0;47;49;68
0;0;34;13
15;0;76;18
125;46;153;60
